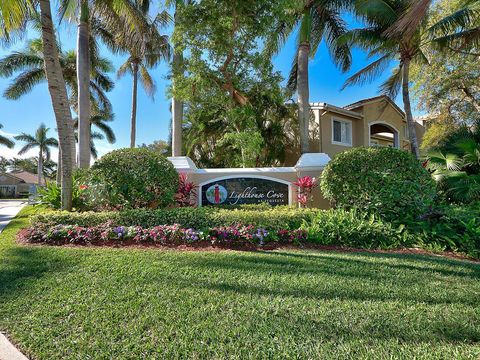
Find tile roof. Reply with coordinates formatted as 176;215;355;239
8;171;39;184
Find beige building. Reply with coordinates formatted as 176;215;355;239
0;171;38;198
285;95;425;165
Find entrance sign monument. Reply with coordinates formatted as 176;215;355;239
168;153;331;208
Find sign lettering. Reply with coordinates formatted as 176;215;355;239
201;177;290;206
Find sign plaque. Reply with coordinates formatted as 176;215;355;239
200;177;290;206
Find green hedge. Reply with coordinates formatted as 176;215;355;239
31;206;321;231
304;210;411;249
320;147;436;221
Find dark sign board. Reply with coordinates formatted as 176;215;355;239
200;177;290;206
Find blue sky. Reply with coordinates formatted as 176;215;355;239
0;9;406;161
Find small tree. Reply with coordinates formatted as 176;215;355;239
15;123;58;185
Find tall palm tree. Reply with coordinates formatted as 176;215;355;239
60;0;164;164
15;123;58;185
167;0;187;157
265;0;352;154
0;0;76;210
0;124;14;148
116;9;171;148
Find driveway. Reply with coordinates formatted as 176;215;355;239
0;200;26;233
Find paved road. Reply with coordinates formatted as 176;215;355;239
0;200;26;233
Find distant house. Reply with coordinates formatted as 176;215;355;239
0;171;39;198
285;95;426;165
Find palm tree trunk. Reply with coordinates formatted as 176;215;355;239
130;63;139;148
39;0;76;211
401;59;420;159
56;147;61;186
77;1;91;168
297;42;310;154
38;149;43;186
171;51;184;157
171;6;183;157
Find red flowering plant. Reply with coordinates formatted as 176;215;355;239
175;173;197;207
293;176;318;208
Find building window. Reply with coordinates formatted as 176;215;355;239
332;118;352;146
403;125;409;139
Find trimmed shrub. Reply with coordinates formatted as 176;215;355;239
320;147;436;221
304;209;411;249
85;148;178;210
30;206;321;231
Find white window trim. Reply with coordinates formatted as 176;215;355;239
331;117;353;147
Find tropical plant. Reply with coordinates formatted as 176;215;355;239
37;171;86;210
266;0;352;154
425;125;480;203
14;123;58;185
0;123;14;148
116;7;171;148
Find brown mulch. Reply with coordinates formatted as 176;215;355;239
17;237;480;263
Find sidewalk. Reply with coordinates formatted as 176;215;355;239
0;333;28;360
0;200;26;233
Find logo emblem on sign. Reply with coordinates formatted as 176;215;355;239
206;184;227;204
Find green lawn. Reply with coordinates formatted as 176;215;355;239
1;207;480;359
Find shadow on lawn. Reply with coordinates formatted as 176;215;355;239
173;250;480;307
0;246;79;300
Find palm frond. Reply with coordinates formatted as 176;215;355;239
286;54;298;92
0;51;44;77
0;123;15;148
16;142;36;156
428;6;478;37
139;64;155;98
342;54;392;89
263;15;297;57
313;5;351;72
117;58;132;78
383;0;433;39
379;64;402;99
3;68;45;99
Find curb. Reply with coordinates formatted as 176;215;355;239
0;333;28;360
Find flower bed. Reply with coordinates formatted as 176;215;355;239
18;221;307;248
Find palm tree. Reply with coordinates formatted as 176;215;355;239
0;38;114;115
0;124;14;148
60;0;154;168
0;0;76;210
15;123;58;185
116;9;171;148
265;0;352;154
341;0;477;159
167;0;187;157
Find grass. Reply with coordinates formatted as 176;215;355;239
1;206;480;359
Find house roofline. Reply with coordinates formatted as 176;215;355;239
344;95;406;119
310;102;363;119
0;172;26;183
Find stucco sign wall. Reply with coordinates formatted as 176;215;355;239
200;177;290;206
167;153;331;209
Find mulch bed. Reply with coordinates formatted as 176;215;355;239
17;236;480;263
